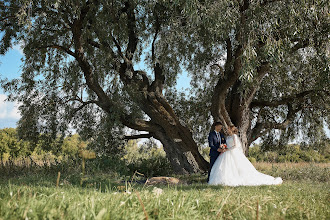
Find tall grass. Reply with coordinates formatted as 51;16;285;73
0;179;328;219
0;153;171;179
0;163;329;219
253;162;330;183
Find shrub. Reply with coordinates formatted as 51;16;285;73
248;157;256;163
127;155;172;177
263;151;278;162
249;144;329;163
88;155;130;176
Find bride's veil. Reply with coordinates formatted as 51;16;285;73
234;134;244;151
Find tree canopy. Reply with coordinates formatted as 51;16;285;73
1;0;329;173
162;0;329;147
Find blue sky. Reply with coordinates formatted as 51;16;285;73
0;45;24;129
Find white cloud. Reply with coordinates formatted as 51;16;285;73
0;94;21;120
12;41;25;55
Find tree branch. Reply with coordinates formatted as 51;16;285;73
239;0;250;12
151;6;160;64
86;39;101;49
36;45;75;57
260;0;282;7
149;6;165;93
124;133;153;140
224;38;232;72
210;63;225;76
245;62;270;105
250;89;316;108
133;70;150;91
264;103;301;130
248;103;301;144
211;0;250;126
115;1;151;90
69;100;98;117
0;15;16;22
87;35;120;70
124;1;138;60
63;95;98;105
120;115;158;132
150;63;165;93
210;44;243;126
291;39;310;53
70;2;112;110
148;6;165;94
111;34;127;62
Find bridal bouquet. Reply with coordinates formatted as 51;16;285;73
220;144;227;150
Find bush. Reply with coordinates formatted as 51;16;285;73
127;155;172;177
249;144;329;163
263;151;278;162
87;155;130;176
278;153;301;163
248;157;256;163
299;150;327;162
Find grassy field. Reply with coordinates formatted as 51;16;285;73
0;162;329;219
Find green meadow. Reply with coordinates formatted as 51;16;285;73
0;163;329;220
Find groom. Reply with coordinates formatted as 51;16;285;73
207;122;227;183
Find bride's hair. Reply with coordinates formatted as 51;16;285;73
230;125;238;134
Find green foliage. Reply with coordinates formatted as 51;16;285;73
0;129;172;177
0;128;82;159
248;142;329;163
162;0;330;147
89;155;130;177
2;127;328;179
83;114;126;158
0;128;30;159
1;0;148;154
61;134;80;156
122;140;172;177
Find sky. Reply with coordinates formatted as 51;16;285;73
0;44;24;129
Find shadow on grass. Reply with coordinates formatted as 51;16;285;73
0;171;219;193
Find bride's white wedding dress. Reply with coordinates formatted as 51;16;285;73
208;134;283;186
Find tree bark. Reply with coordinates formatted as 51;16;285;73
154;129;209;174
137;91;209;173
120;96;210;174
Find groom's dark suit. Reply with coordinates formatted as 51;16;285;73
207;130;226;182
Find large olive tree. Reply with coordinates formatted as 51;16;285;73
1;0;328;173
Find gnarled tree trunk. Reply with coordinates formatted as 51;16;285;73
136;90;209;173
154;130;208;174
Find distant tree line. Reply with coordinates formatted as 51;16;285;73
0;128;167;162
0;128;171;177
0;128;83;162
1;128;329;165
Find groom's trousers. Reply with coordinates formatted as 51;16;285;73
207;155;218;182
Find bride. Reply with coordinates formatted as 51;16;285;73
208;125;283;186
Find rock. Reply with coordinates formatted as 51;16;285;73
145;177;180;185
